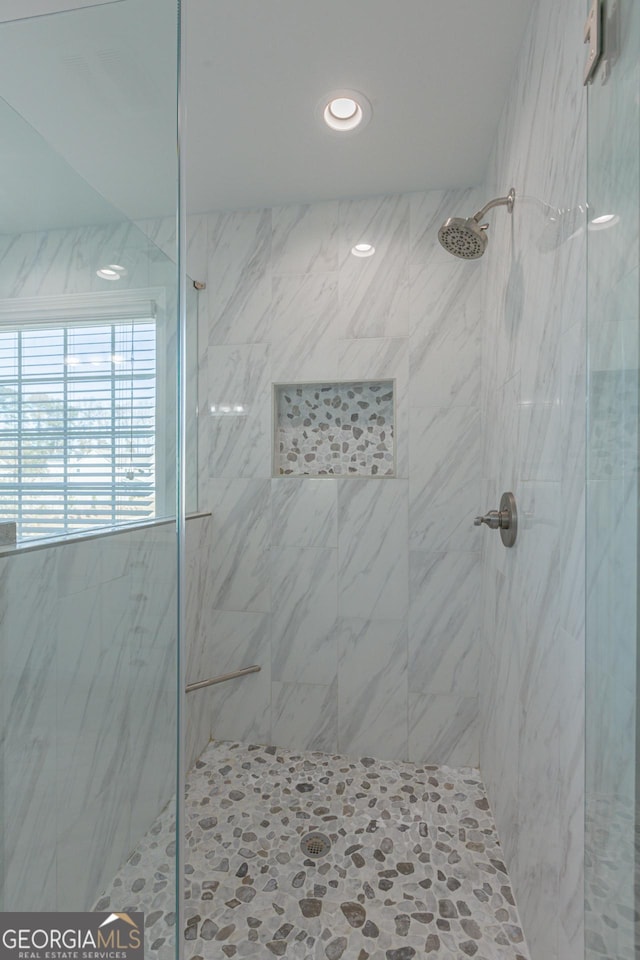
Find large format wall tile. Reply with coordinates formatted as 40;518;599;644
56;795;132;911
272;201;339;276
195;187;485;764
208;343;271;478
184;516;214;680
126;575;177;851
204;610;272;745
409;260;481;408
408;550;480;696
338;195;410;339
271;681;338;753
0;221;155;299
337;618;408;760
337;478;408;621
56;585;129;832
337;335;409;383
477;0;587;957
185;517;230;770
1;550;58;909
1;520;183;911
409;404;482;552
408;692;479;766
206;479;271;612
207;209;272;345
208;342;271;408
208;408;271;479
271;546;338;685
271;478;338;548
270;273;339;382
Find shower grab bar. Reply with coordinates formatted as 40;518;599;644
185;665;261;693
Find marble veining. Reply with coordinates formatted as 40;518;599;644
196;188;483;771
477;0;588;958
95;739;530;960
0;517;216;911
207;209;272;346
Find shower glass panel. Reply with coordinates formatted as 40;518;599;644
0;3;184;958
585;1;640;957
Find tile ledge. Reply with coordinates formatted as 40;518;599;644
0;511;212;559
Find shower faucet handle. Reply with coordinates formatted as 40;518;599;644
473;492;518;548
474;510;501;529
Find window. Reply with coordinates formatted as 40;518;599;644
0;292;161;541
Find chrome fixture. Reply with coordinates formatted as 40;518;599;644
438;188;515;259
583;0;603;85
474;491;518;547
185;664;261;693
300;832;332;859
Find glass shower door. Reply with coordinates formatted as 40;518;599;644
585;1;640;957
0;4;184;960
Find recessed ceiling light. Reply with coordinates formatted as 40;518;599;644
324;97;362;131
589;213;619;230
351;243;376;258
329;97;358;120
319;89;372;134
96;263;127;281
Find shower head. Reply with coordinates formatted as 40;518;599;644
438;217;489;259
438;188;515;259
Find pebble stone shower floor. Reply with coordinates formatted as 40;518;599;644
95;740;530;960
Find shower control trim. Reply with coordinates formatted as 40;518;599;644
474;491;517;547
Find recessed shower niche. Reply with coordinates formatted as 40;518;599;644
273;380;395;477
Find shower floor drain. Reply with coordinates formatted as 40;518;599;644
300;832;331;859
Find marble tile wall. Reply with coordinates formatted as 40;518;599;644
192;188;485;765
477;2;587;960
0;520;189;911
0;221;174;300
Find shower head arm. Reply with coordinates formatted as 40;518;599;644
472;188;516;222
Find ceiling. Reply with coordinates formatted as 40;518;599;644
0;0;533;232
0;0;176;231
0;99;124;234
185;0;534;212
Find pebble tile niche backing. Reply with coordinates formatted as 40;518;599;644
274;381;395;478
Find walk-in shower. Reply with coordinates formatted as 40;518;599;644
438;187;515;259
2;0;639;958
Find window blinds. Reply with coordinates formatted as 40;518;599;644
0;313;156;540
